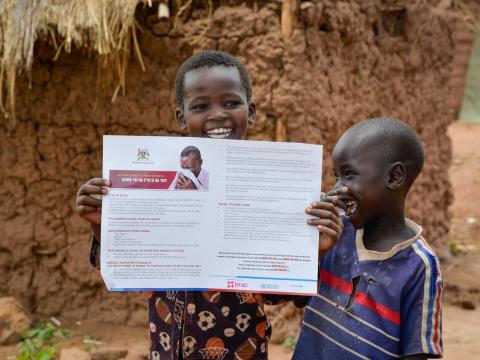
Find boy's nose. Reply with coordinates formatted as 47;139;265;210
334;178;343;189
208;106;228;121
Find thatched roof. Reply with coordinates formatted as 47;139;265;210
0;0;203;123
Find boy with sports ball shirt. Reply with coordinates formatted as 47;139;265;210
76;51;341;360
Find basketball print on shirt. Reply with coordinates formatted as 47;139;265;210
199;337;229;360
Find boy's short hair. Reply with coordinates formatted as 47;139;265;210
175;50;252;109
350;118;424;186
181;145;201;160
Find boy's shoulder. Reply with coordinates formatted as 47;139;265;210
323;218;441;284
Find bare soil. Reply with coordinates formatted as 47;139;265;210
443;123;480;310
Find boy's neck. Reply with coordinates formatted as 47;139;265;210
362;207;416;252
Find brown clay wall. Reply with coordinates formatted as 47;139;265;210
0;0;455;333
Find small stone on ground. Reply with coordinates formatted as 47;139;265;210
59;347;91;360
0;297;31;345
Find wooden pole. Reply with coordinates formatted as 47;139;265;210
276;0;296;142
281;0;296;41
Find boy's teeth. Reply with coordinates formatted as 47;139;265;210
205;128;233;139
345;200;358;216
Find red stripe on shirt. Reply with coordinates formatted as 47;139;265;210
320;269;401;325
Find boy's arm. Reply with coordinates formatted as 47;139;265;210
76;178;111;268
400;251;443;358
89;235;101;268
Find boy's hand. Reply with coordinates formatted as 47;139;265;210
76;178;110;239
306;187;348;259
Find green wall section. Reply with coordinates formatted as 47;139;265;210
460;17;480;123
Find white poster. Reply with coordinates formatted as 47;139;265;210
101;135;323;295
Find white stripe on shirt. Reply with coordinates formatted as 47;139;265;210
412;241;432;354
306;305;401;358
316;294;400;341
302;321;369;360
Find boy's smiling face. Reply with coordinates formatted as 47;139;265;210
176;65;256;140
332;132;391;229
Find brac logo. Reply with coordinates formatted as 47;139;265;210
137;148;150;161
226;279;248;289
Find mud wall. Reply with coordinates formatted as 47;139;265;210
0;0;455;331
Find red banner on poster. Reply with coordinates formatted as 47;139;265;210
109;170;177;189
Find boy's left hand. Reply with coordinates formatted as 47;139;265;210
306;187;347;260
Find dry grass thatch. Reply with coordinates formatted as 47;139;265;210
0;0;207;125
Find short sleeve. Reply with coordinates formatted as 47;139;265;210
89;235;100;269
401;242;443;358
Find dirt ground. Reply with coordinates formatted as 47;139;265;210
1;121;479;359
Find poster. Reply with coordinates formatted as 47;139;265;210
101;136;323;295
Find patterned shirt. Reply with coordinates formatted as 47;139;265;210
293;218;443;359
90;237;306;360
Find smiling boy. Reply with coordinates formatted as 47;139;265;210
76;51;339;360
294;118;443;359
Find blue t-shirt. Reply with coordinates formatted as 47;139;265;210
293;219;443;359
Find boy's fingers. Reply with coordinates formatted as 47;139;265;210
316;195;347;210
76;195;101;208
308;202;339;217
313;219;342;233
331;197;347;210
306;209;342;226
77;205;100;214
87;178;111;187
308;219;342;232
78;184;108;196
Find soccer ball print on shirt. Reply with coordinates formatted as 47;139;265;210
197;311;217;331
235;313;252;332
148;291;278;360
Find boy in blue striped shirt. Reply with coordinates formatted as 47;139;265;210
295;118;443;359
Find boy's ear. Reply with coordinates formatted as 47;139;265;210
248;102;257;124
175;107;187;130
387;162;406;190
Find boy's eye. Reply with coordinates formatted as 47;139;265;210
344;169;356;177
192;104;207;110
225;100;241;107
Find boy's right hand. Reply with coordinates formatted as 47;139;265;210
76;178;110;238
306;187;348;260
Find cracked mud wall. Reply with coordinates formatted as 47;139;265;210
0;0;455;338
